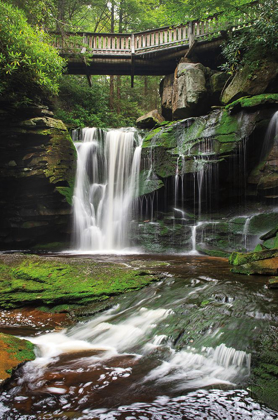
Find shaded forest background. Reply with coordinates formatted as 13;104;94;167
1;0;277;127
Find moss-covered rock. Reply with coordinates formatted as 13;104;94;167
0;254;161;311
0;333;35;381
231;256;278;275
226;93;278;113
221;62;278;105
229;249;278;266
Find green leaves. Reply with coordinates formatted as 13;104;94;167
221;0;278;73
0;2;65;105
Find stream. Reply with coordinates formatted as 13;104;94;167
0;254;278;419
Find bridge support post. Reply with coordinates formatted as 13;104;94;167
131;53;135;88
189;22;195;48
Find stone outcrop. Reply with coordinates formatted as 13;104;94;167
160;61;229;120
229;223;278;276
136;109;165;128
221;61;278;105
0;107;77;249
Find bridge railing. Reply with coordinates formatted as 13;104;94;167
53;5;256;56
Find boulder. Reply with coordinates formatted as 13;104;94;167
210;71;230;102
136;110;165;129
221;61;278;105
160;74;175;120
172;62;208;119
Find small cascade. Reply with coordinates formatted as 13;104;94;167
174;154;185;209
72;127;142;252
193;138;218;218
190;224;198;254
242;216;251;251
261;110;278;160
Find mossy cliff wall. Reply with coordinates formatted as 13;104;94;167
135;94;278;254
0;107;77;249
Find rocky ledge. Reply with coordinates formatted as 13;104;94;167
0;107;77;250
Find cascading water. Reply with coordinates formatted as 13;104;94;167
72;127;142;252
1;255;277;419
260;110;278;160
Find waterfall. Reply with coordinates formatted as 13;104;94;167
72;127;142;252
242;216;251;251
261;110;278;160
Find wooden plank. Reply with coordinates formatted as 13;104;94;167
177;27;181;42
168;29;172;43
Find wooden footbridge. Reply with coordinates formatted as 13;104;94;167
53;7;254;84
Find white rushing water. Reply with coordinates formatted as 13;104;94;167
260;110;278;160
72;127;142;252
25;303;251;393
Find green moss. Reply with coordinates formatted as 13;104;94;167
56;178;75;205
142;127;163;147
226;93;278;112
0;255;160;310
214;110;239;142
229;249;278;266
0;333;36;365
142;125;178;149
200;300;210;307
254;244;264;252
137;170;164;197
263;234;278;250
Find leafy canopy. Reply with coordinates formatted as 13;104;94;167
0;1;65;106
221;0;278;73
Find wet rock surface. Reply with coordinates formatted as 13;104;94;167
0;108;76;250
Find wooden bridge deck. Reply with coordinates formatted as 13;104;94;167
53;8;254;78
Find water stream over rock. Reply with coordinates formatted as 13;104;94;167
0;255;277;419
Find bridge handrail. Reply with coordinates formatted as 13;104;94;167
53;2;257;55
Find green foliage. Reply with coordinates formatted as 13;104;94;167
157;0;253;25
54;74;160;128
221;0;278;73
0;1;65;106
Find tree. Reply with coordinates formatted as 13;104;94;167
221;0;278;73
156;0;254;25
0;2;65;106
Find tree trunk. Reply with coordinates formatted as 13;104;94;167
109;76;115;110
116;76;121;114
109;0;115;111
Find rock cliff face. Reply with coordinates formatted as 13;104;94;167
0;107;76;249
134;94;278;254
